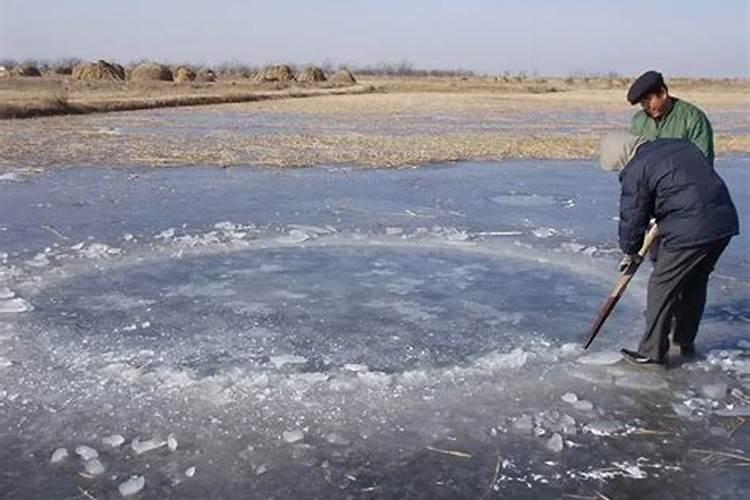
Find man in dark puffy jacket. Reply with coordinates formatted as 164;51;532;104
600;131;739;367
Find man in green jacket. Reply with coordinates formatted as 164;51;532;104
628;70;714;165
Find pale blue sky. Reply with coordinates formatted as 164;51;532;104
1;0;748;76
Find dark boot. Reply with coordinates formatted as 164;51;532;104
620;348;667;369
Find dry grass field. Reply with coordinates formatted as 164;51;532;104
0;75;747;169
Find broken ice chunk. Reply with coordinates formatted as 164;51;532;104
512;415;534;434
701;383;728;400
531;227;557;239
167;434;178;452
546;433;564;453
282;430;305;443
26;253;50;268
50;448;68;464
561;393;578;404
83;458;105;476
75;445;99;461
584;420;624;436
325;432;351;446
102;434;125;448
560;242;586;253
155;228;176;240
119;476;145;497
573;400;594;411
276;229;310;244
0;298;32;313
131;437;166;455
269;355;307;369
0;287;15;299
560;414;577;435
185;466;196;478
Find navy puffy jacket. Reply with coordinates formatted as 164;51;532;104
618;139;739;254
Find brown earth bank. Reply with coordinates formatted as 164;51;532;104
0;76;372;119
0;77;747;169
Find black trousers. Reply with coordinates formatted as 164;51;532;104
638;237;731;360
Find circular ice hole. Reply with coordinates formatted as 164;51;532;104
32;244;625;374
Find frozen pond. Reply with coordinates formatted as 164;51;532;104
0;160;748;499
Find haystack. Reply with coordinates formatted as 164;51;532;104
195;69;217;82
259;64;296;82
10;65;42;77
174;67;197;83
54;65;74;75
297;66;327;82
72;60;125;81
130;62;173;82
331;69;356;84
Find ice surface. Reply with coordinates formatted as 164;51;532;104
613;371;669;391
715;406;750;417
578;351;623;366
0;161;747;499
119;476;145;497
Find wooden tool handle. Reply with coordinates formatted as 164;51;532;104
582;223;659;350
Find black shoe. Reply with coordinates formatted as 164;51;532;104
620;348;666;369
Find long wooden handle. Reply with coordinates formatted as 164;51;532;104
582;223;659;350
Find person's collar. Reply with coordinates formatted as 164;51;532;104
655;96;676;123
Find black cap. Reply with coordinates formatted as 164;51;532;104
627;71;666;104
